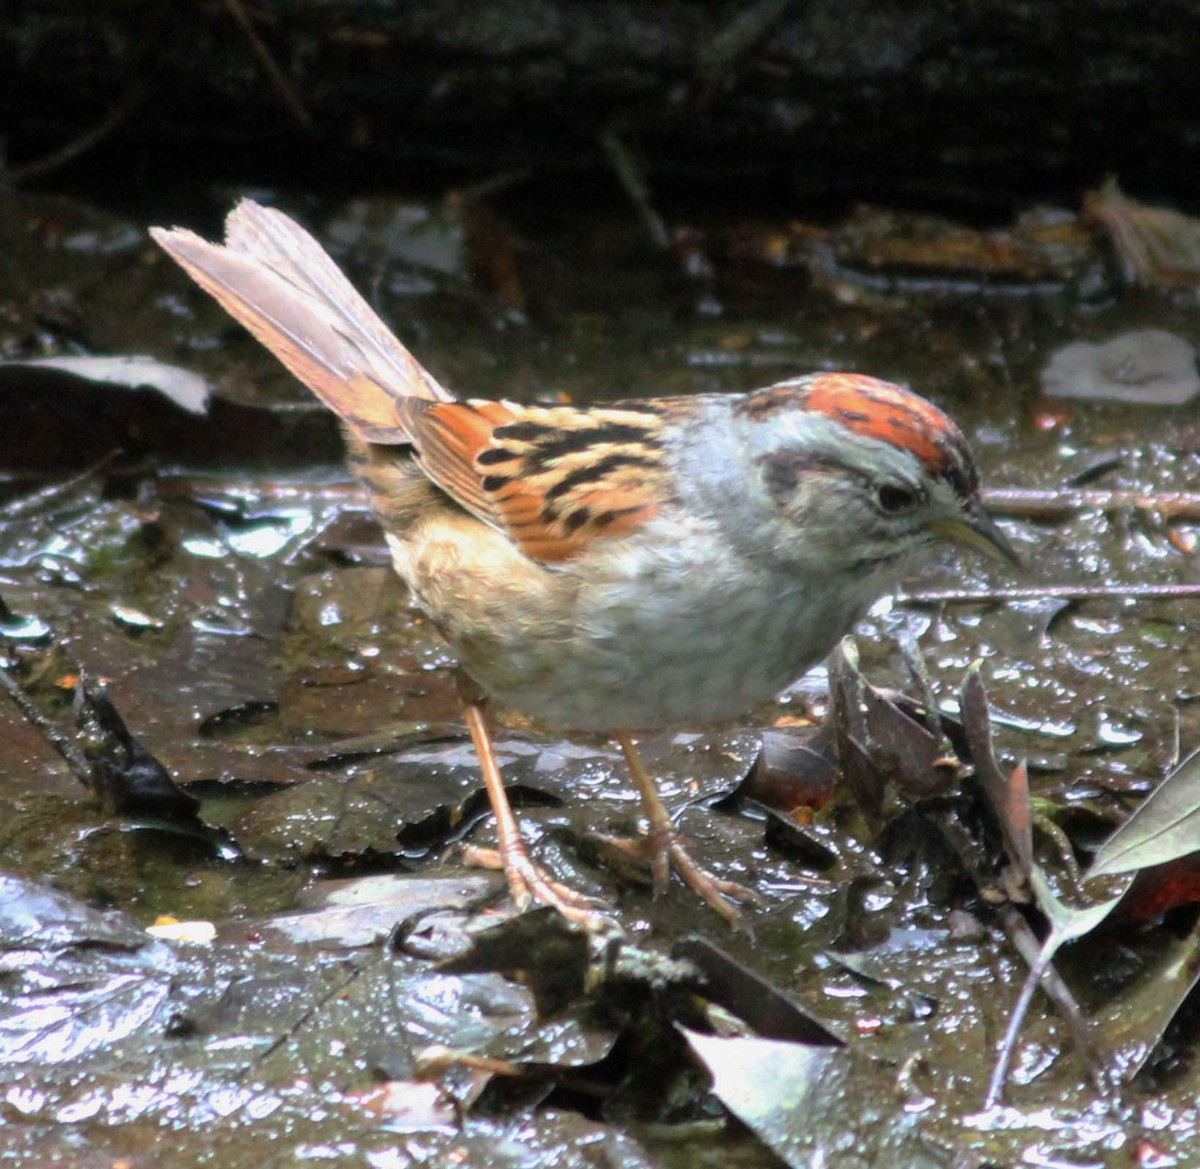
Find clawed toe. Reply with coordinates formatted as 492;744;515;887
590;828;761;924
462;843;609;925
607;730;761;924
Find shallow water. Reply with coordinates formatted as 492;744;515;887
2;185;1200;1166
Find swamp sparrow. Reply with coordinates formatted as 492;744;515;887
152;202;1016;923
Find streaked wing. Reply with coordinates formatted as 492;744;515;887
402;397;679;563
154;200;679;564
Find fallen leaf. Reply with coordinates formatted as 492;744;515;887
72;672;203;822
0;355;211;413
960;665;1032;880
1040;330;1199;406
1088;746;1200;878
263;873;501;947
682;1028;839;1165
673;936;844;1047
1093;920;1200;1080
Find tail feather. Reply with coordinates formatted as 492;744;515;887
150;200;454;444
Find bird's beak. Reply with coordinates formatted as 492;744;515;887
928;509;1021;567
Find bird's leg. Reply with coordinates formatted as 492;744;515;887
612;730;760;924
457;673;603;923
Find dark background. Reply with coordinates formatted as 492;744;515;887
3;0;1198;219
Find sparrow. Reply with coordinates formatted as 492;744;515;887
151;201;1017;924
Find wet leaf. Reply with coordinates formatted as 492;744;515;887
0;873;151;952
263;873;502;948
1094;920;1200;1081
73;671;202;822
672;936;844;1047
1118;857;1200;923
0;355;211;413
1040;330;1199;406
725;724;839;816
824;924;958;1015
961;664;1032;880
681;1028;840;1165
1088;746;1200;879
760;807;841;871
0;875;185;1065
691;1024;962;1166
830;644;949;808
438;909;593;1017
1029;865;1127;949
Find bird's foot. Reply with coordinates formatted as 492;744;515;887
591;826;761;925
462;842;609;926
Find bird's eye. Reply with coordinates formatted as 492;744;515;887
876;483;920;514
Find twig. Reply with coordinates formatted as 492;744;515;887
983;487;1200;520
897;583;1200;605
2;451;122;520
696;0;796;97
459;168;533;202
153;473;362;507
987;901;1110;1105
224;0;313;129
935;810;1110;1100
0;662;92;785
599;129;671;252
8;81;147;184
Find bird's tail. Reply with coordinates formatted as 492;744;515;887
151;200;452;444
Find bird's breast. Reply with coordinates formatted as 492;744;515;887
394;509;873;732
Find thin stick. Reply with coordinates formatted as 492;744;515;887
936;811;1110;1102
983;487;1200;520
8;82;146;183
697;0;796;91
897;582;1200;605
223;0;313;128
0;663;92;785
985;938;1053;1107
599;129;671;252
987;902;1110;1104
2;451;121;520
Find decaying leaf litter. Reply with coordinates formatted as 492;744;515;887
4;183;1200;1165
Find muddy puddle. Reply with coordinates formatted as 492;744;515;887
3;183;1200;1166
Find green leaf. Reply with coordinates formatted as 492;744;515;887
1089;747;1200;878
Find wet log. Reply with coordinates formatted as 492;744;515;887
2;0;1198;210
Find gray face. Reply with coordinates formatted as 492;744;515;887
665;388;1013;587
676;403;949;575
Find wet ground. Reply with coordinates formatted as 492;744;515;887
3;182;1200;1166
